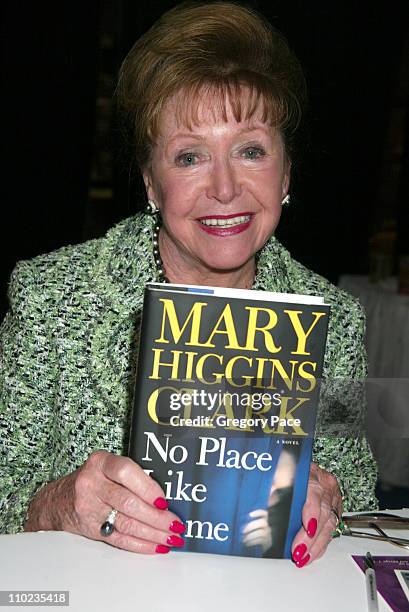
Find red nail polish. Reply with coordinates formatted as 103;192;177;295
167;535;185;547
295;553;311;568
307;517;317;538
153;497;168;510
156;544;170;554
292;543;307;561
169;520;186;534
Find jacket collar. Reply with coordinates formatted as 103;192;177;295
92;213;292;309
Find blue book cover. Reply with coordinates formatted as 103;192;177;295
129;283;329;558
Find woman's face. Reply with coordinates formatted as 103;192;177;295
143;91;290;280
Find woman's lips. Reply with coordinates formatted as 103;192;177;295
196;213;253;236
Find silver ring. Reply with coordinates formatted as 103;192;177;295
100;509;118;537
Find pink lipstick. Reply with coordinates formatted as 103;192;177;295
196;212;253;236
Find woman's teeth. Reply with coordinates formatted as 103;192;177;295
199;215;250;227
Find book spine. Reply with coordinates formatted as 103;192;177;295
128;288;153;459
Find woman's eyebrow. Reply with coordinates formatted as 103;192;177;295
163;126;270;154
166;133;205;147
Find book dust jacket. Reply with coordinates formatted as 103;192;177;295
129;283;330;558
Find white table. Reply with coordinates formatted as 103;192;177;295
1;512;408;612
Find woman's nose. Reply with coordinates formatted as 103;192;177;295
206;159;242;204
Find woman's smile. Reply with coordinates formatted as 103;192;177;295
197;212;253;235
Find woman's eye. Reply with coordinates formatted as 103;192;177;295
175;152;199;166
242;146;265;160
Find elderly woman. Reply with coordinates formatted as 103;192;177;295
0;2;377;567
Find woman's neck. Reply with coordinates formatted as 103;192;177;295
164;261;256;289
158;229;256;290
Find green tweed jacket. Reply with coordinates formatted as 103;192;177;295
0;214;378;533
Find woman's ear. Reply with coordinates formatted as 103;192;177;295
282;159;292;198
142;167;157;204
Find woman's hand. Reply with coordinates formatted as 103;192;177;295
291;462;342;568
24;450;185;554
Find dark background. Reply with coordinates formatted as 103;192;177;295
1;0;408;321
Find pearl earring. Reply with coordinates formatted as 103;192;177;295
281;194;290;206
145;199;159;215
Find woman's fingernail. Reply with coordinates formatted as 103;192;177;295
167;535;185;548
292;543;307;561
169;520;186;534
295;553;311;568
153;497;168;510
156;544;170;554
307;517;318;538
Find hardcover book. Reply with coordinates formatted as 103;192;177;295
129;283;330;558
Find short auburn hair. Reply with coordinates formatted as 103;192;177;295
116;1;307;169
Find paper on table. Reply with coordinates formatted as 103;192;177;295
394;570;409;603
352;556;409;612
